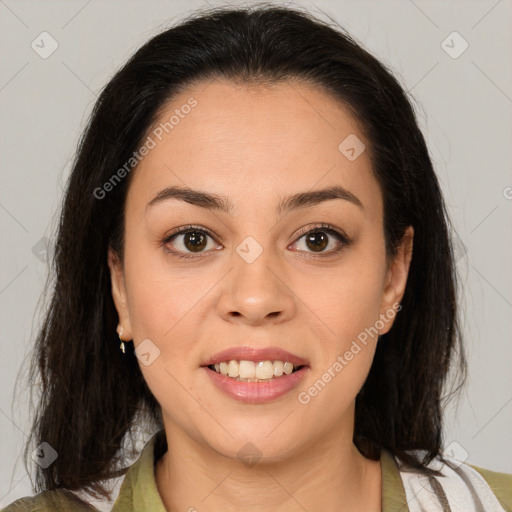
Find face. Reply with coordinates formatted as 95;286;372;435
108;78;413;462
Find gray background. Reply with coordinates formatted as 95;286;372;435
1;0;511;506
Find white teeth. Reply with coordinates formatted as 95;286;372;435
255;361;273;379
227;360;238;378
239;360;256;379
273;360;284;376
210;359;301;381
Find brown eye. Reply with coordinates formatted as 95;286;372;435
181;230;208;252
163;226;219;258
290;224;351;257
303;231;329;252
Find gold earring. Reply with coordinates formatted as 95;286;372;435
118;326;127;354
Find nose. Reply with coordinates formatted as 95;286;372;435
217;248;297;326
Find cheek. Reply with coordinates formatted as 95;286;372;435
308;260;385;349
121;241;222;379
122;240;194;342
122;243;208;429
295;251;385;411
296;267;382;417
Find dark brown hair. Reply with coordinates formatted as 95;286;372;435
18;2;466;503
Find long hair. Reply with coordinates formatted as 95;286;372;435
19;3;466;502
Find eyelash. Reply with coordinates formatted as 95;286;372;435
162;223;352;260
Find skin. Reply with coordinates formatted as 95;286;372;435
108;78;413;512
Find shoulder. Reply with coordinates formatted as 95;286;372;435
1;489;97;512
382;448;512;512
468;463;512;512
401;453;512;512
3;431;165;512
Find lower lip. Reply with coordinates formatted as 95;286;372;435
203;366;309;404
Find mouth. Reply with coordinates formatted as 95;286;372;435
206;359;307;382
202;361;310;404
205;361;307;382
200;345;309;383
200;346;309;402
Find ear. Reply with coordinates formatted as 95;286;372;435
378;226;414;335
107;246;133;340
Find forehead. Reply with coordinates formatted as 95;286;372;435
126;79;382;218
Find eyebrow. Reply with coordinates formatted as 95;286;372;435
146;184;364;215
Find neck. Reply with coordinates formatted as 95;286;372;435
155;421;382;512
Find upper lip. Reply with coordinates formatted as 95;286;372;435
201;346;309;367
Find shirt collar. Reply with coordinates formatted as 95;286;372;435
112;429;409;512
112;429;167;512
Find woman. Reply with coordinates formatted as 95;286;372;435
4;4;511;512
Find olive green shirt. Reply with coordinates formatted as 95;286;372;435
3;430;511;511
